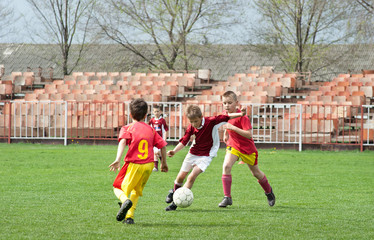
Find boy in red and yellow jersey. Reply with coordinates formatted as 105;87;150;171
218;91;275;208
109;98;168;224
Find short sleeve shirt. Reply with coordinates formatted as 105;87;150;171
118;122;167;164
226;110;257;155
179;115;229;157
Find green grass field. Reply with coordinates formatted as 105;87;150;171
0;143;373;240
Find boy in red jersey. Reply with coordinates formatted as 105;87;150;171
218;91;275;208
109;98;168;224
148;105;169;172
164;104;246;211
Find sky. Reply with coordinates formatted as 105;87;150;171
3;0;256;44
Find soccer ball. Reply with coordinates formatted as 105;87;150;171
173;187;194;208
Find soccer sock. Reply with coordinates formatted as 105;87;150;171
258;175;272;194
126;190;139;219
113;187;128;203
222;174;232;198
173;181;182;191
154;161;158;169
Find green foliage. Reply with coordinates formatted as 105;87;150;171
0;143;373;239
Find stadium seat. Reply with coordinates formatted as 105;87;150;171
351;81;363;87
279;77;295;88
360;86;373;98
347;86;359;95
333;95;347;104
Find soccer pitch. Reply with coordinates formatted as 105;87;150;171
0;143;373;240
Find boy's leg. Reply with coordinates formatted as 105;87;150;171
219;150;239;207
117;162;153;221
153;149;160;171
248;164;275;206
183;166;203;189
165;154;194;203
165;168;201;211
125;189;139;221
165;171;188;203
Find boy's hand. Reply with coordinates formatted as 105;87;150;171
224;123;236;131
223;134;229;144
167;150;175;157
240;106;247;116
160;163;168;172
109;160;121;172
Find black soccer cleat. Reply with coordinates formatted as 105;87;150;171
165;202;178;211
265;188;276;207
218;196;233;208
124;218;134;224
165;189;174;203
116;199;133;221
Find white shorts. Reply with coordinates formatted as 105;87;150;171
180;153;213;173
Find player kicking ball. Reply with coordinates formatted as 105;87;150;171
218;91;275;208
165;104;246;211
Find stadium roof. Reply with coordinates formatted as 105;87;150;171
1;43;373;81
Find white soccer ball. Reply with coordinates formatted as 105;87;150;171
173;187;194;208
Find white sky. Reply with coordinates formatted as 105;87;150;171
4;0;255;44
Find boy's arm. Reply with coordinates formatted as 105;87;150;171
167;142;185;157
109;139;126;172
227;106;246;119
225;123;252;140
223;129;229;143
159;146;168;172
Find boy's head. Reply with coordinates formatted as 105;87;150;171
153;105;162;118
186;105;203;129
130;98;148;121
222;91;238;113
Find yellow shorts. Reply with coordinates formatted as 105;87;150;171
226;146;258;166
120;162;153;197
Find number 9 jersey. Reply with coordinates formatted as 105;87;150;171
118;122;167;164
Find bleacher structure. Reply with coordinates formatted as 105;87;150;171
0;67;373;150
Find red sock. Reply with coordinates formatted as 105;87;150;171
154;161;158;169
173;182;182;191
258;175;272;193
222;174;232;198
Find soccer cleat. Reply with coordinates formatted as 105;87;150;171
116;199;133;221
152;167;158;172
124;218;134;224
265;188;276;207
165;189;174;203
165;202;178;211
218;196;233;207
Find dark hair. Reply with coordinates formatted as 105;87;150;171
130;98;148;121
186;105;202;119
223;91;238;101
153;105;162;110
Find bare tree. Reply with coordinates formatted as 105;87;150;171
26;0;96;75
0;0;17;42
352;0;374;43
248;0;357;77
94;0;239;71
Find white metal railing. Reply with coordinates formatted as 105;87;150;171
363;105;374;146
242;103;303;151
11;101;67;145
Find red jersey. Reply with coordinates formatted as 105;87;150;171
118;122;167;164
149;117;169;138
226;110;257;155
180;115;230;157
